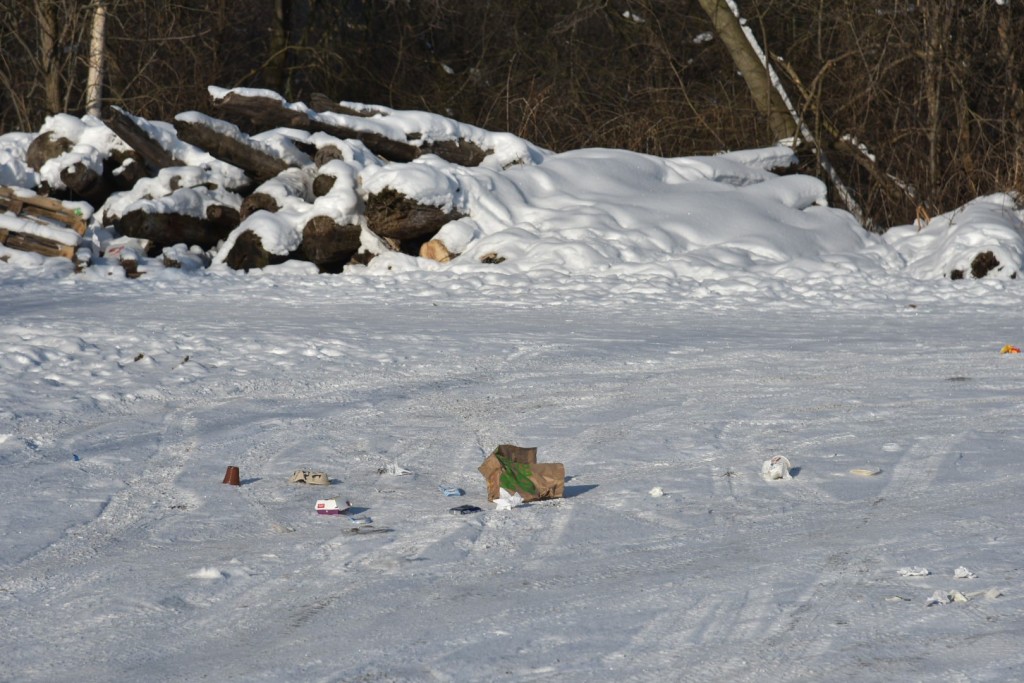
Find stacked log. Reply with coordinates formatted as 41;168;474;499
240;168;313;219
297;215;362;273
116;204;239;252
364;187;464;257
3;89;491;273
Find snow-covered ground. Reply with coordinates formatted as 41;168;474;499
3;99;1024;680
2;268;1023;682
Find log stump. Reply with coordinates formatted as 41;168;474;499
223;230;289;271
298;215;362;273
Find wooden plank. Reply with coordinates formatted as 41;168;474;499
0;187;87;235
0;227;76;259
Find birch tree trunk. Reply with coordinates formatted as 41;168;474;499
86;1;107;117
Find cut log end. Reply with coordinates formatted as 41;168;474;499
299;215;362;273
365;188;463;242
224;231;286;271
419;239;456;263
239;193;281;220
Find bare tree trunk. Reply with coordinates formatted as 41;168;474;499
696;0;798;143
266;0;292;96
86;1;107;117
919;2;951;200
997;3;1024;188
37;1;61;114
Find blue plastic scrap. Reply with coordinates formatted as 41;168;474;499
438;484;463;497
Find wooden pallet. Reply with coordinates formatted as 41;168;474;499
0;187;85;261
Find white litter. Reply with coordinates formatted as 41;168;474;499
897;567;930;577
381;462;413;476
315;498;347;515
190;567;226;580
926;589;971;606
953;566;977;579
761;455;792;481
849;467;881;476
649;486;665;497
494;487;524;511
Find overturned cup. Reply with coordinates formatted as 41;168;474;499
223;465;241;486
761;455;792;481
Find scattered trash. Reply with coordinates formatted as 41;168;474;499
897;567;930;577
1000;344;1021;354
189;567;226;580
290;470;330;485
222;465;241;486
348;526;392;535
761;455;792;481
954;566;977;579
479;444;565;502
926;589;969;606
72;454;80;462
494;487;524;511
438;484;463;497
378;462;412;476
885;595;912;603
315;498;348;515
347;514;372;525
649;487;665;497
449;504;483;515
850;467;881;476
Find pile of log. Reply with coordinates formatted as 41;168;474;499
4;89;495;273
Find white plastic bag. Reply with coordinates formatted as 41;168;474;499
494;487;524;511
761;455;792;481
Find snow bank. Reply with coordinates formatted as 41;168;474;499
883;193;1024;280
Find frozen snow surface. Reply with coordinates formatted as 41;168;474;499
3;100;1024;681
2;267;1024;682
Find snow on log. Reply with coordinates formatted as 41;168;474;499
211;90;419;163
116;204;239;251
26;132;73;173
239;168;314;220
25;117;145;206
113;184;241;251
211;89;491;166
173;112;290;184
308;92;389;118
222;230;288;271
307;94;491;166
364;188;464;244
55;160;114;206
102;107;182;171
